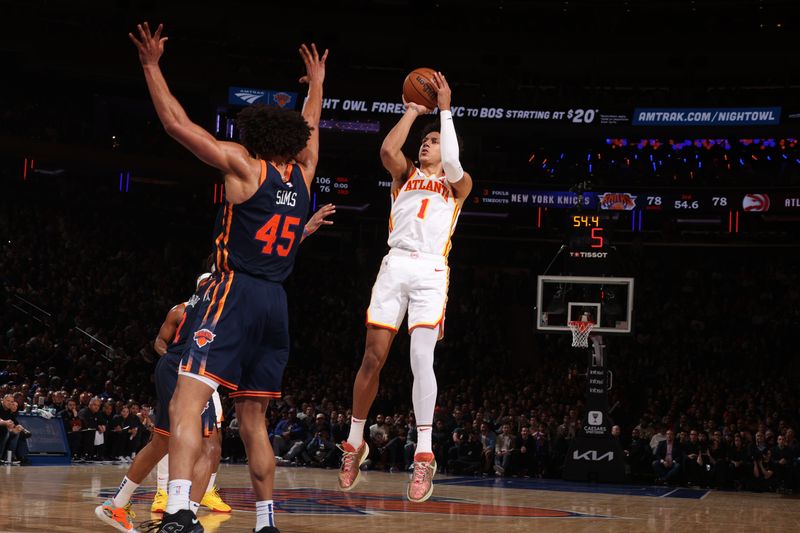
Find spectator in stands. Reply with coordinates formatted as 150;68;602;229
1;394;30;464
516;425;535;476
77;397;105;461
431;418;450;473
650;423;667;454
494;423;516;476
479;422;496;475
728;434;751;489
331;412;349;445
59;398;83;459
752;447;776;492
750;431;768;460
125;403;143;454
684;430;704;486
652;429;682;484
447;430;481;475
771;434;794;491
271;408;307;465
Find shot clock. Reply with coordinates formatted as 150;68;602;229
568;213;609;259
564;210;618;275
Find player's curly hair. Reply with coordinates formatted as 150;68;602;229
420;120;464;153
236;105;312;160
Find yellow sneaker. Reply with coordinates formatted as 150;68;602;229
200;485;232;513
150;488;168;513
94;498;136;532
198;512;232;532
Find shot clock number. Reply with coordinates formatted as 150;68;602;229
572;215;604;249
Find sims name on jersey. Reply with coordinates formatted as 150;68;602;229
276;190;297;207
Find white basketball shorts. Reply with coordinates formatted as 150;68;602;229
366;248;449;338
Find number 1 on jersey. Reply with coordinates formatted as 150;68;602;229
417;198;430;220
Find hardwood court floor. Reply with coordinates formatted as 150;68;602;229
1;463;798;532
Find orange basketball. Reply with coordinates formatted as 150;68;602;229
403;67;438;109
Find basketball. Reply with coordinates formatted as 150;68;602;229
403;67;438;109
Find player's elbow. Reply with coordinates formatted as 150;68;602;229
443;159;464;183
153;338;167;356
162;121;179;137
162;119;187;139
379;147;403;168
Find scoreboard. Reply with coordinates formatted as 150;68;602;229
311;178;800;213
474;187;800;213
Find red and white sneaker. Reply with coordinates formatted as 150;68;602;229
407;452;437;503
337;441;369;491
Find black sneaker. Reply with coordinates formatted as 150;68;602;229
255;528;280;533
141;509;204;533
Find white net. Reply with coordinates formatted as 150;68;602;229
567;320;595;348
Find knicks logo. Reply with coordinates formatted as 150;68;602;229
272;92;293;108
193;329;216;348
599;192;637;211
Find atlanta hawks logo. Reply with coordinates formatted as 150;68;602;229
193;329;216;348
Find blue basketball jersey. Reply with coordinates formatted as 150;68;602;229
213;160;310;283
166;278;213;357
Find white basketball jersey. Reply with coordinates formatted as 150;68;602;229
387;167;462;257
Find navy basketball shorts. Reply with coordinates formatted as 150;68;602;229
180;271;289;401
154;351;218;438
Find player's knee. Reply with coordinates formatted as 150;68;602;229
203;433;221;459
361;347;386;375
152;433;170;455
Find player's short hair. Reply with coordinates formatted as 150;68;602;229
420;121;464;153
236;105;312;160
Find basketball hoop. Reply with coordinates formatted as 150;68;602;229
567;320;595;348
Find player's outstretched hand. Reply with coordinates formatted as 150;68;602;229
299;43;328;85
432;71;451;111
402;95;431;116
128;22;168;66
306;203;336;234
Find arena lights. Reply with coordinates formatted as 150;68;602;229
605;138;798;151
118;171;131;193
22;158;34;180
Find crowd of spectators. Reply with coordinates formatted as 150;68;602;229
1;177;798;495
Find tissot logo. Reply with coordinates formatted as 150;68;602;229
573;450;614;462
235;91;264;104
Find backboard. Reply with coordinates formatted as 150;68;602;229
536;275;634;334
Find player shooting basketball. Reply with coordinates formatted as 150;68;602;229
338;71;472;502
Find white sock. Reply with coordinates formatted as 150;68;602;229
410;326;438;455
347;417;366;449
165;479;192;514
112;476;139;507
205;471;217;494
416;425;433;455
157;455;169;492
190;501;200;514
255;500;275;530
